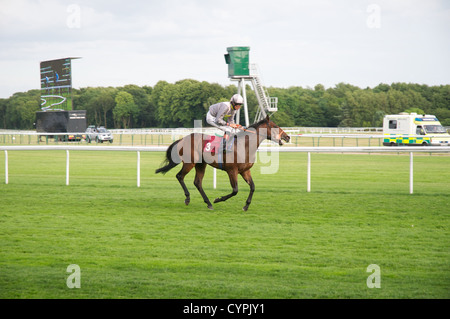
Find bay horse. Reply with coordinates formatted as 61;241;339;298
155;116;290;211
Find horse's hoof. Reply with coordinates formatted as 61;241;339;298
185;199;190;205
213;198;220;203
207;205;214;210
242;206;249;212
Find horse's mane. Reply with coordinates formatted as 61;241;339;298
234;117;270;138
247;117;269;129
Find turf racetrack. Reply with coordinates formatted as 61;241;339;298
0;151;449;298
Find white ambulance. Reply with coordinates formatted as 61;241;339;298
383;113;450;146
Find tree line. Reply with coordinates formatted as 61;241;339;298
0;80;449;130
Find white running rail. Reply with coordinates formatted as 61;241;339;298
1;146;449;194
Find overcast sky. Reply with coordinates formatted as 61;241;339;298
1;0;449;98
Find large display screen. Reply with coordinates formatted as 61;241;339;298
40;58;73;111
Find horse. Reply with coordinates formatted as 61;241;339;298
155;116;290;211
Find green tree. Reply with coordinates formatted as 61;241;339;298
271;110;295;127
97;88;116;127
121;84;150;127
139;85;155;127
5;91;40;129
113;91;138;128
0;99;8;129
73;87;102;125
172;79;203;127
321;91;341;127
373;83;390;93
151;81;173;127
2;81;449;130
403;107;425;114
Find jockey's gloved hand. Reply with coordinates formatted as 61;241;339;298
228;123;242;129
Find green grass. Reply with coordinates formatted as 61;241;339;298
0;151;449;298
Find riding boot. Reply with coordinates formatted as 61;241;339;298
221;133;229;152
224;133;235;152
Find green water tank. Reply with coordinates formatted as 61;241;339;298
224;46;250;77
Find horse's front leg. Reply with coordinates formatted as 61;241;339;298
214;169;238;204
240;170;255;211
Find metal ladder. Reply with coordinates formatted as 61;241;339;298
250;64;278;122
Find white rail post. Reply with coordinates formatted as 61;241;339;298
410;152;413;194
241;80;249;127
5;150;8;185
137;151;141;188
213;168;217;189
66;150;70;186
307;152;311;192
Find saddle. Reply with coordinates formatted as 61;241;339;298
203;134;235;153
203;135;223;154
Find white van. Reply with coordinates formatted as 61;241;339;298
383;113;450;146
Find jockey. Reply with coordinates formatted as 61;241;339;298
206;94;243;151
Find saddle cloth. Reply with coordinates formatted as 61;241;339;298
203;135;223;153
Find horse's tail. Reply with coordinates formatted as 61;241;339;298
155;139;182;174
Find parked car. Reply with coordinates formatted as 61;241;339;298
85;125;113;143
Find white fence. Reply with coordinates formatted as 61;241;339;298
0;127;385;147
1;145;449;194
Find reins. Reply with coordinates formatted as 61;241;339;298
240;127;257;134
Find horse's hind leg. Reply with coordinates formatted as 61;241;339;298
176;163;194;205
214;169;238;204
194;163;213;210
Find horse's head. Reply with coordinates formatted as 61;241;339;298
261;116;290;146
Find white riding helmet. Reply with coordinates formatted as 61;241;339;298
230;94;244;106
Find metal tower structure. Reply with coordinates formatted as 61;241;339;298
225;47;277;127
